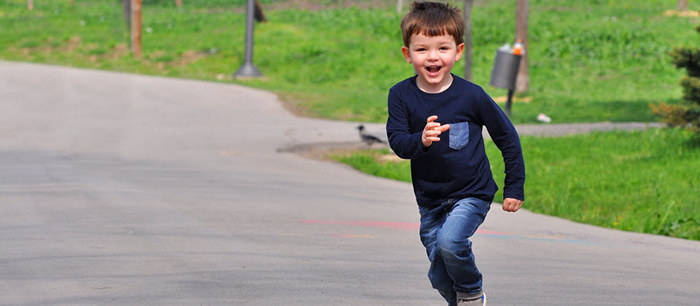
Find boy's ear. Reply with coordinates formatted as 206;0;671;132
455;43;465;62
401;46;412;63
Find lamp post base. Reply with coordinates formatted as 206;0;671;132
234;63;262;78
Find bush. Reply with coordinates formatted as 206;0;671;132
653;22;700;135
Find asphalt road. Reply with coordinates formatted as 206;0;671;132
1;61;698;305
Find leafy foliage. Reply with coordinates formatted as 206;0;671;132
653;22;700;135
650;102;696;128
670;46;700;77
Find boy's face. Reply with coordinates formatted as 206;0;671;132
401;33;464;92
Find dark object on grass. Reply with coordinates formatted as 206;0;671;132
254;0;267;23
357;125;385;146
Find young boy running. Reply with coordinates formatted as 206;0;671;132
386;2;526;305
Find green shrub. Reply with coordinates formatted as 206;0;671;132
653;22;700;135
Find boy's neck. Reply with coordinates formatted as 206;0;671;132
416;73;454;94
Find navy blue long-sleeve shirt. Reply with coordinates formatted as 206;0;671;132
386;74;525;208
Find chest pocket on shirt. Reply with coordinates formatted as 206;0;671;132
449;121;469;150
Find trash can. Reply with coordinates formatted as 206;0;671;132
489;43;523;116
489;46;522;91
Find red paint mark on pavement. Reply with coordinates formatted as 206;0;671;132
301;220;590;244
476;229;511;236
301;220;509;236
301;219;419;230
331;233;375;239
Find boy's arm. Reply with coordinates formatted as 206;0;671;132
477;90;526;205
386;89;427;159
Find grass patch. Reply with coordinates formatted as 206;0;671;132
332;148;412;182
331;128;700;241
1;0;698;123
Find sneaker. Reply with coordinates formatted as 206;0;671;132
456;291;486;306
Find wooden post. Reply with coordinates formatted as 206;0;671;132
175;0;182;7
28;0;33;10
515;0;529;92
463;0;473;81
677;0;689;11
131;0;142;58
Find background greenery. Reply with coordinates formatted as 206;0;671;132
1;0;698;239
1;0;698;123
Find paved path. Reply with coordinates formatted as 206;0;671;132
0;61;698;305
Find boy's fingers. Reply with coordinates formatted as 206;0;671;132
426;122;441;129
423;117;449;143
502;198;523;212
426;123;449;131
503;203;513;212
428;127;444;135
426;122;450;130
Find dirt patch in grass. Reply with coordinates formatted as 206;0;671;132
176;50;206;66
108;43;130;59
274;92;318;119
264;0;394;10
663;9;700;17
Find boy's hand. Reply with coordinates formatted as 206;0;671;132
502;198;523;212
422;115;450;147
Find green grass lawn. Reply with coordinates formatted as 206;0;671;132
332;128;700;241
1;0;698;123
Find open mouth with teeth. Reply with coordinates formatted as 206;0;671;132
426;65;442;74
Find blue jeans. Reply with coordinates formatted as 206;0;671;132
418;197;491;305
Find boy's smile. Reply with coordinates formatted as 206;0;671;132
402;33;464;93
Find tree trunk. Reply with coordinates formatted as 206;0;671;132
463;0;473;81
28;0;33;10
131;0;142;58
396;0;404;14
677;0;689;11
515;0;529;93
175;0;182;7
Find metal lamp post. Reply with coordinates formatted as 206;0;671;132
234;0;262;78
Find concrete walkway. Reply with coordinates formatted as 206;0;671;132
1;61;698;305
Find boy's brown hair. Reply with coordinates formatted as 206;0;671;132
401;1;465;47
